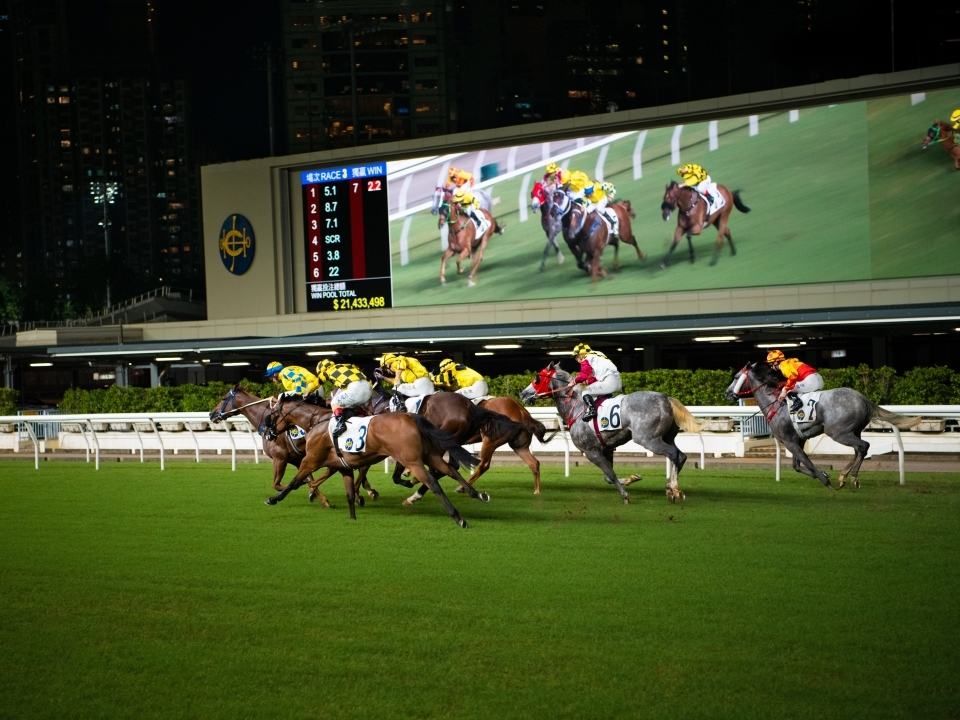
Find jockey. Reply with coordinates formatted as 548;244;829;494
380;352;435;412
677;163;718;207
583;178;620;239
563;170;590;204
567;343;622;422
952;109;960;131
452;187;491;236
543;162;566;189
315;359;372;438
445;166;474;191
766;350;824;413
431;358;488;400
265;361;323;402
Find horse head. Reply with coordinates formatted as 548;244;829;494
210;383;244;423
661;181;680;221
531;181;545;213
568;202;587;235
923;120;949;150
520;362;570;405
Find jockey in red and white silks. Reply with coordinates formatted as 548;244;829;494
568;342;622;422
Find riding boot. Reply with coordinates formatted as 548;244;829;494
787;392;803;413
332;409;347;437
582;395;598;422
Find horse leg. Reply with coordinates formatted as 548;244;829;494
341;471;357;520
551;229;565;264
831;431;869;490
462;438;496;491
583;447;629;504
784;437;831;487
407;462;468;528
308;466;335;507
272;456;289;492
639;434;687;503
512;445;541;495
457;243;470;274
612;239;622;272
391;461;415;488
439;247;455;286
468;237;489;287
358;466;378;500
403;483;430;506
265;454;319;505
660;227;684;269
710;222;724;266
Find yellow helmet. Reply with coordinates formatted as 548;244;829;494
315;358;336;377
381;352;398;366
572;342;591;357
265;361;283;377
601;181;615;195
766;350;785;363
448;167;459;178
453;188;467;203
951;109;960;124
545;162;559;174
439;358;456;371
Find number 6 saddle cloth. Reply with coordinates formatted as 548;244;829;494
596;395;626;431
328;416;375;453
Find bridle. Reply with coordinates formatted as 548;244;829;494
530;368;585;426
731;365;783;421
263;396;325;440
212;388;272;423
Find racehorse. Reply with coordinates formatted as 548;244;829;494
209;387;378;507
725;362;921;489
606;199;647;263
439;203;505;287
922;120;960;170
564;202;611;282
660;181;750;268
263;395;489;528
520;363;701;504
530;181;566;272
431;185;492;221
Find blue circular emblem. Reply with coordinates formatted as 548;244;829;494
219;214;255;275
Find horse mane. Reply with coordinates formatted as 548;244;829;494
750;361;783;389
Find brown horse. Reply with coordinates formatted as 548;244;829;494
564;202;611;282
660;181;750;268
922;120;960;169
209;387;378;508
606;200;647;263
263;396;489;528
439;204;505;287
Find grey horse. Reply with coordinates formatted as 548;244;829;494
530;180;566;272
725;362;921;489
519;363;701;503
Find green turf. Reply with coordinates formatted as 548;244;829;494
1;461;958;719
868;88;960;278
390;101;873;306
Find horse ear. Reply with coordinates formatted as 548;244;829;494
232;383;241;392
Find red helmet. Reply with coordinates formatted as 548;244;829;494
766;350;785;363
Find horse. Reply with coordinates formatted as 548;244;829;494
530;181;566;272
922;120;960;170
262;395;490;528
660;181;750;268
431;185;492;221
209;386;379;508
439;203;505;287
564;202;611;282
519;363;701;504
725;362;921;489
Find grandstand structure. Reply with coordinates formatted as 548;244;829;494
6;63;960;396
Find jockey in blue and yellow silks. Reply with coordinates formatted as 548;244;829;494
266;361;322;401
583;178;620;239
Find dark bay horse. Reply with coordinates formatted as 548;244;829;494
725;362;921;489
209;387;378;507
922;120;960;170
439;204;505;287
606;200;647;263
564;202;611;282
263;396;489;528
531;181;566;272
520;363;701;504
660;181;750;268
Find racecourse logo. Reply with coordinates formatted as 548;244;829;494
600;417;609;428
219;214;255;275
797;409;805;421
344;438;354;451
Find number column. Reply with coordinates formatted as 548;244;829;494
306;184;322;281
321;183;347;280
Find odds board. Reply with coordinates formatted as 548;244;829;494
301;163;392;312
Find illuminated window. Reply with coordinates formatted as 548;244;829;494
664;55;669;60
59;96;70;104
46;97;55;104
568;90;588;98
663;39;669;45
62;184;73;192
636;56;643;64
60;140;71;147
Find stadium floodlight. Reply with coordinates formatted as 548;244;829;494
222;362;250;367
756;343;799;348
306;350;338;356
475;352;494;356
156;356;182;361
694;336;737;342
29;362;53;367
634;347;644;351
483;344;521;349
546;351;569;356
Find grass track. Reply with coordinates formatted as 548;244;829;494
1;461;958;718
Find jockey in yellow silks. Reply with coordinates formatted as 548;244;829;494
452;187;491;236
431;359;488;401
315;359;372;437
445;167;474;191
951;109;960;131
583;178;620;239
567;343;622;422
265;361;322;401
380;353;435;412
543;162;567;189
677;163;719;208
563;170;590;202
766;350;824;413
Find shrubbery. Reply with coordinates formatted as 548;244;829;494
47;364;960;414
0;387;19;416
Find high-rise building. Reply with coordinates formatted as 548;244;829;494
282;0;455;153
8;0;202;315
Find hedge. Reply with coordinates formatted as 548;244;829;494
52;365;960;414
0;387;19;416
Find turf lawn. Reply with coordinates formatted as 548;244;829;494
1;460;958;719
389;100;873;305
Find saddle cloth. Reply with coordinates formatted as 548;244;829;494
288;425;307;440
471;395;493;405
700;188;725;216
790;391;823;425
596;395;626;431
329;416;374;453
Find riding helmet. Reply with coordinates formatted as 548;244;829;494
265;361;283;377
572;343;592;357
766;350;785;363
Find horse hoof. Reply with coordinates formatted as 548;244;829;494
660;261;668;270
264;498;277;506
853;480;861;490
457;518;468;529
468;279;476;287
538;265;545;273
622;496;630;505
557;254;565;264
709;258;718;267
322;501;332;508
369;490;380;501
357;496;365;507
393;479;414;488
308;492;317;503
838;478;845;489
402;498;413;506
454;486;464;494
479;492;490;503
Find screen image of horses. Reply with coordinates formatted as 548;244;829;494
385;87;959;307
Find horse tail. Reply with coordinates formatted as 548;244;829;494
494;218;506;235
668;397;702;433
621;199;636;218
411;414;480;469
468;403;524;443
732;191;751;214
871;405;922;430
508;415;553;449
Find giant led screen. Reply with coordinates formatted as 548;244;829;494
297;88;959;312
